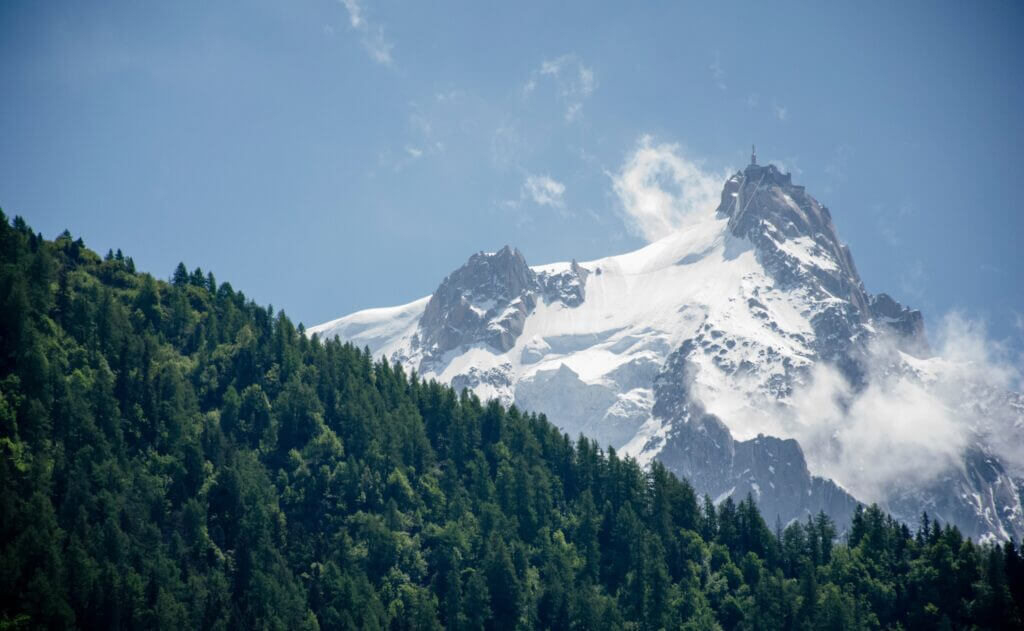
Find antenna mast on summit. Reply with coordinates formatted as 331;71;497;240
751;144;757;165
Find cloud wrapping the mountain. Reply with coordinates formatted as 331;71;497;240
703;312;1024;506
791;355;971;505
612;136;726;242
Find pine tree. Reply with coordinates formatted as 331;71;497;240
172;262;189;286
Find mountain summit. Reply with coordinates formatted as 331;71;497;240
310;159;1023;540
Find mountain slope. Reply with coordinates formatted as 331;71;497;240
311;158;1024;541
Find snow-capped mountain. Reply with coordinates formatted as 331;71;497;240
310;154;1024;541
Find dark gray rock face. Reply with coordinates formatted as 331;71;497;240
885;447;1022;541
869;293;929;355
647;338;860;528
538;259;590;307
715;162;934;386
450;364;514;394
415;247;589;371
417;246;536;365
718;164;879;385
721;164;869;315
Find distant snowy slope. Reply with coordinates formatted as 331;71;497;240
311;296;429;358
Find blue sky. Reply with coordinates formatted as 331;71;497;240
2;0;1022;350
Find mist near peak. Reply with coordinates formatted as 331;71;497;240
700;312;1024;506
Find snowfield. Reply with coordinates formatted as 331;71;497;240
309;207;824;455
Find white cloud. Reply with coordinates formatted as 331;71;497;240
540;57;566;76
523;174;566;208
363;28;393;65
790;361;968;504
611;136;726;242
434;90;464;103
700;313;1024;507
404;146;423;158
773;103;788;120
578;65;596;96
526;54;598;122
341;0;364;28
338;0;394;66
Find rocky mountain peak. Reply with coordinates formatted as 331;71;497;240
717;164;867;308
714;162;928;371
414;246;592;371
868;293;929;354
416;246;538;366
449;245;535;300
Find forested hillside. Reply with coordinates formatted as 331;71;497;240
1;212;1022;630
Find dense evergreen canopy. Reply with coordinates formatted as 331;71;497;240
1;212;1022;629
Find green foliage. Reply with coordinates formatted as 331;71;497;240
0;211;1022;629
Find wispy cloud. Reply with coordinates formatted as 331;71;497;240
363;29;393;65
338;0;393;66
341;0;364;28
611;135;726;242
765;155;803;179
434;90;464;104
376;124;436;172
700;313;1024;506
525;53;597;122
710;53;726;91
773;103;788;120
523;174;566;208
